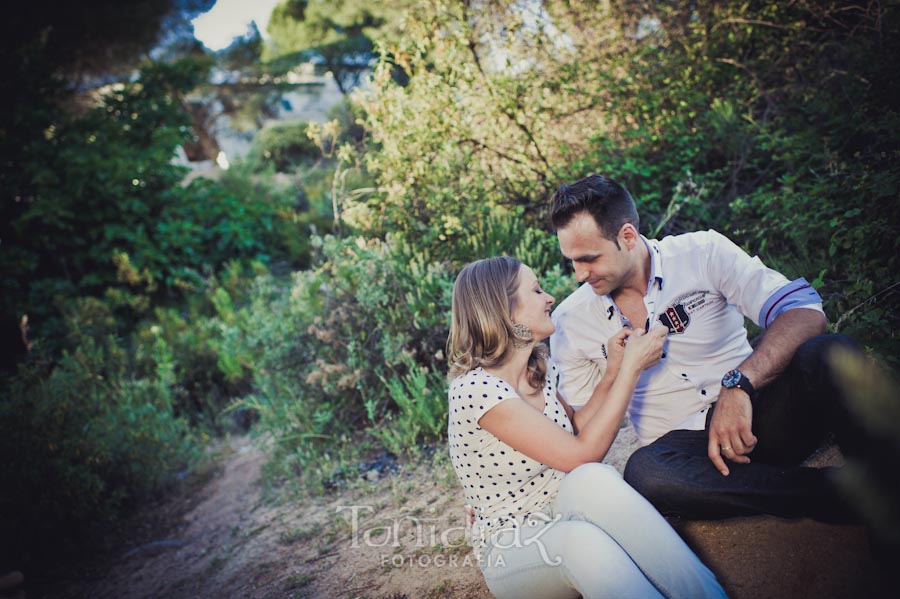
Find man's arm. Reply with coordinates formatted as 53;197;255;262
707;308;828;475
550;306;608;410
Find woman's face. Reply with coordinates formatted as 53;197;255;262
511;265;556;340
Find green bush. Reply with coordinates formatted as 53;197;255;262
213;161;330;271
225;217;574;477
366;353;449;457
0;300;196;561
351;0;899;365
249;121;321;172
2;57;316;350
227;234;454;464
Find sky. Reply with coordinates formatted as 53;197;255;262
192;0;283;51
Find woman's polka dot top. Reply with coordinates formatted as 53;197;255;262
447;362;572;553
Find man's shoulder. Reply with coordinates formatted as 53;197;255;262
657;229;730;255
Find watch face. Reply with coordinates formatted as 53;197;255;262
723;370;741;387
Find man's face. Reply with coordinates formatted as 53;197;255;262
557;212;630;296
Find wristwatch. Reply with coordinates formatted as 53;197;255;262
721;369;756;397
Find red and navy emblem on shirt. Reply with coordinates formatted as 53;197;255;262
659;303;690;334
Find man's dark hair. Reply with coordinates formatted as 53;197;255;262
549;175;640;246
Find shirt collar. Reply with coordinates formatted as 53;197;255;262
643;235;664;291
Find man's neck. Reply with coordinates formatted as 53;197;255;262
612;237;652;301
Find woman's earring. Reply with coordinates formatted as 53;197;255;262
512;323;534;349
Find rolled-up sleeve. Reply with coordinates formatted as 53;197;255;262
703;229;824;328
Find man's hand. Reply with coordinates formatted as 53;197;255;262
708;387;758;476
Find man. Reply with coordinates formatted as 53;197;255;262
549;174;862;520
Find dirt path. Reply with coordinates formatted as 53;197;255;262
45;432;885;599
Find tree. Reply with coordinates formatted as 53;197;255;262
0;1;303;354
265;0;414;93
0;0;214;85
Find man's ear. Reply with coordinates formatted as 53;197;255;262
618;223;640;250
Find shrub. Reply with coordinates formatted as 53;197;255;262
0;300;196;563
232;221;574;474
366;353;449;457
352;0;899;365
249;121;321;172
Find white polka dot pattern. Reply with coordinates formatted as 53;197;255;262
447;363;571;554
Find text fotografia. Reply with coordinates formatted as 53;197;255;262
381;552;506;569
336;505;564;567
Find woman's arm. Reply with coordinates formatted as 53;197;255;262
567;326;630;433
479;326;667;472
561;326;629;434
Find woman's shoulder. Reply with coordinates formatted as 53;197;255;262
449;367;490;391
449;367;520;405
451;366;483;381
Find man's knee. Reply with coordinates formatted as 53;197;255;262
783;333;863;399
623;445;676;507
795;333;860;368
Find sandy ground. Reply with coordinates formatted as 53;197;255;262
40;427;886;599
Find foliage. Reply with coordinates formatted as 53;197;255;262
226;235;449;461
1;59;186;338
219;21;264;73
575;0;900;362
0;299;197;563
0;0;214;81
366;353;449;457
224;223;572;481
249;121;322;171
0;41;318;566
266;0;415;93
351;0;899;362
1;56;314;348
351;1;652;241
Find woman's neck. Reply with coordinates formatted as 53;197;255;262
483;345;533;391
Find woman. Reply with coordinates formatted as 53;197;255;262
447;256;726;599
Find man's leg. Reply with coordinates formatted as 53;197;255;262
751;333;865;464
623;428;840;519
624;334;862;520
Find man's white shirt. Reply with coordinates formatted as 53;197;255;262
550;229;824;446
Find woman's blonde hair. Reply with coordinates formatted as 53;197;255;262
446;256;548;388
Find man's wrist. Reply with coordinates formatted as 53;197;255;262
718;385;750;402
721;368;756;398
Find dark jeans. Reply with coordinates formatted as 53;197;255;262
623;334;864;521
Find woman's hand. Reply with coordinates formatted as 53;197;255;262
605;327;631;377
621;325;668;372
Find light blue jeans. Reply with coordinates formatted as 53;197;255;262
480;463;727;599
